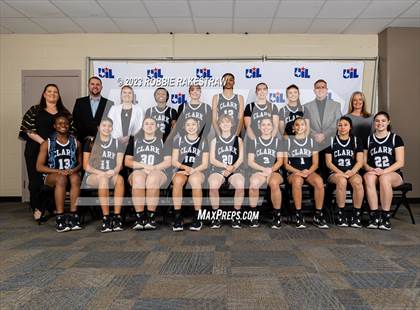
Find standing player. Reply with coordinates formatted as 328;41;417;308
247;117;283;229
83;117;125;233
244;82;279;140
145;87;177;142
211;73;244;137
278;84;310;137
125;117;172;230
172;118;209;232
284;117;327;229
325;116;364;228
364;111;404;230
208;114;245;229
176;84;212;138
36;114;82;232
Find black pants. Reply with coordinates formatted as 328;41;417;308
24;143;44;213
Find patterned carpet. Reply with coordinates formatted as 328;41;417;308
0;202;419;310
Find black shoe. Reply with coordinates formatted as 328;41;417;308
249;218;259;228
350;209;362;228
144;213;157;230
112;215;124;231
190;219;203;231
367;211;380;229
56;215;70;233
379;213;392;231
336;211;348;227
68;213;82;231
313;212;329;229
132;212;146;230
172;215;183;232
231;219;242;229
295;212;306;229
101;216;113;233
271;213;282;229
210;219;222;229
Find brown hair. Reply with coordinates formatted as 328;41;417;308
347;91;370;117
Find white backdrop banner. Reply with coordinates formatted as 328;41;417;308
92;60;364;114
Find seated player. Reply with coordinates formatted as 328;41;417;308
364;111;404;230
83;117;125;233
247;117;283;229
36;113;82;232
208;114;245;229
172;117;209;232
125;117;172;230
284;117;327;229
325;116;364;228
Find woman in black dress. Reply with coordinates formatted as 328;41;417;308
19;84;74;222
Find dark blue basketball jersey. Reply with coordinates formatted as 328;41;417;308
145;106;177;141
326;136;362;172
244;101;278;136
249;136;281;168
212;135;240;173
278;104;305;136
176;102;211;137
367;132;404;170
84;137;121;171
286;136;314;170
127;137;168;166
174;135;208;168
47;135;77;170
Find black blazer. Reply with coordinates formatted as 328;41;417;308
72;96;113;143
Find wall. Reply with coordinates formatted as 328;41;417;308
378;28;420;197
0;33;377;196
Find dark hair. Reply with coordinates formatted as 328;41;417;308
374;111;392;131
135;116;161;140
120;85;137;104
286;84;301;106
54;112;70;124
88;76;102;84
314;79;327;88
39;84;70;115
255;82;268;92
336;116;353;136
292;116;305;126
188;84;201;93
222;73;235;89
154;87;169;103
100;116;113;125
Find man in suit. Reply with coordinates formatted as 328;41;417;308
304;79;342;151
72;76;114;145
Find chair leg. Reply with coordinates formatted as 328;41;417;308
402;197;415;224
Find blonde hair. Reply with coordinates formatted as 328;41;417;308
348;91;370;117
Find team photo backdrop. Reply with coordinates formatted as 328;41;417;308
92;60;364;114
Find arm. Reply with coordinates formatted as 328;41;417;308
272;114;280;137
171;148;191;172
284;153;302;174
305;118;310;137
209;138;226;169
325;153;344;175
36;141;60;174
27;132;45;144
244;116;256;140
382;146;405;174
124;155;152;170
247;153;266;172
193;152;209;173
306;151;319;175
271;152;283;172
152;156;172;171
279;120;285;136
363;150;375;172
232;138;244;171
71;141;83;173
211;95;221;136
236;95;245;136
83;152;104;175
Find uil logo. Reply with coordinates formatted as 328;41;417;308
343;68;359;79
147;68;164;79
245;67;262;79
294;67;310;78
98;67;114;79
196;68;213;78
171;93;187;105
269;91;285;103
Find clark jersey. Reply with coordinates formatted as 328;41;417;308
286;136;315;170
173;135;208;168
248;136;281;168
366;132;404;171
212;135;241;173
326;136;362;172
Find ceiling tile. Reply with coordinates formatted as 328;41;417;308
0;17;47;33
271;18;312;33
0;1;25;17
190;1;233;18
234;18;272;33
73;18;120;33
343;18;392;33
318;1;369;18
113;18;158;33
5;0;64;18
360;0;416;18
153;18;194;33
52;1;107;18
400;1;420;18
194;18;232;33
276;0;324;18
31;17;83;33
143;0;190;17
98;0;149;18
390;18;420;27
308;18;353;33
235;1;278;18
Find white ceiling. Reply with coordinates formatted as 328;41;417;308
0;0;419;34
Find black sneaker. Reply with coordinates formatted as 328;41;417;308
350;209;362;228
112;215;124;231
56;215;70;233
379;213;392;231
295;212;306;229
313;212;329;229
144;213;157;230
271;213;282;229
101;216;113;233
336;211;348;227
210;219;222;229
231;219;242;229
68;213;82;231
190;219;203;231
367;212;380;229
249;218;259;228
172;215;183;232
132;212;146;230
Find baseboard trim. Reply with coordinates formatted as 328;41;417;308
0;196;22;202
